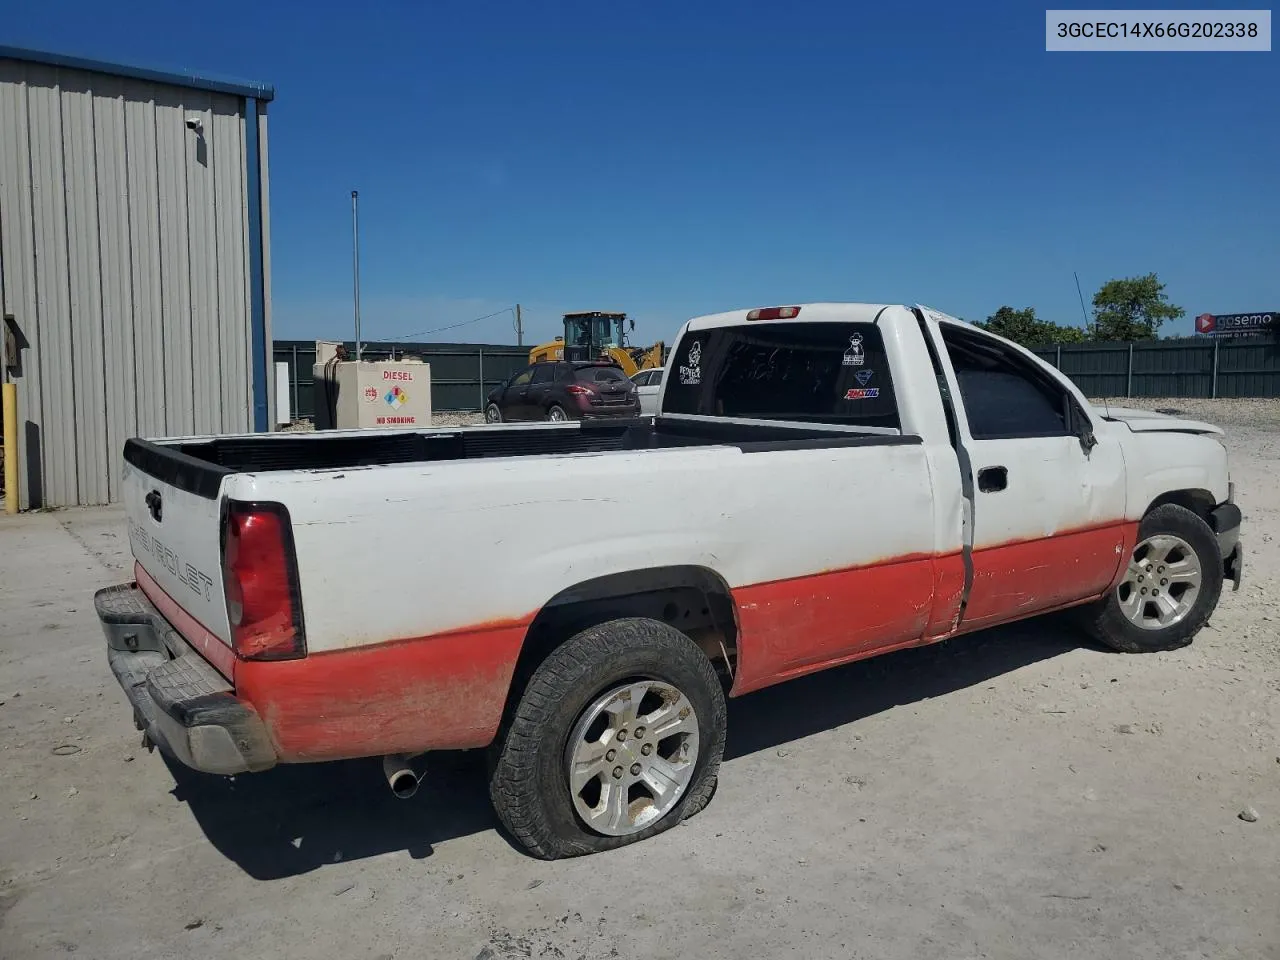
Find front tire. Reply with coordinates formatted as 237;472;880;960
484;403;502;424
489;618;726;859
1078;503;1223;653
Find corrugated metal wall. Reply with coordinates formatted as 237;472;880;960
274;341;533;418
0;57;268;507
1032;335;1280;399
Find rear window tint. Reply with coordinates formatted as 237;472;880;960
577;366;626;382
661;322;899;428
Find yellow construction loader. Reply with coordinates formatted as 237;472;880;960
528;311;665;378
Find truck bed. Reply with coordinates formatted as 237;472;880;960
125;417;913;497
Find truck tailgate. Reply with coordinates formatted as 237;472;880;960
122;442;232;658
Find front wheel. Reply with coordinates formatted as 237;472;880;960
1078;503;1223;653
484;403;502;424
489;618;726;859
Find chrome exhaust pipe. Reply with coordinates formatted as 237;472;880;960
382;753;421;799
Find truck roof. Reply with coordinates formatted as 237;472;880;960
685;302;966;331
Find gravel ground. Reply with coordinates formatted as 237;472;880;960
432;412;487;428
0;399;1277;960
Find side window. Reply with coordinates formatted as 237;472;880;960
651;369;664;385
661;322;900;428
530;364;555;385
632;371;651;386
510;367;534;387
941;326;1069;439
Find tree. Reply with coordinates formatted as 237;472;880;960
1090;273;1184;341
976;305;1087;348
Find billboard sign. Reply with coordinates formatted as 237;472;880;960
1195;312;1278;337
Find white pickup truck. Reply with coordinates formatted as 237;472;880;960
97;303;1243;859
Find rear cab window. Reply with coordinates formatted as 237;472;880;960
661;321;900;429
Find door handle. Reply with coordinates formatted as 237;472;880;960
978;466;1008;493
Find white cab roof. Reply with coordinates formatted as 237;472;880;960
686;302;898;331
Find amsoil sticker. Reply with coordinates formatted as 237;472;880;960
844;387;880;400
854;369;874;386
842;334;865;366
385;386;408;409
679;341;703;385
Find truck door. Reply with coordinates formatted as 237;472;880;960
934;322;1128;630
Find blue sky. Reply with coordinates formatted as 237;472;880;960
8;1;1278;345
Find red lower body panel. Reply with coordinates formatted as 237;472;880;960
960;521;1137;632
729;521;1136;695
731;554;939;695
234;619;530;762
134;523;1138;763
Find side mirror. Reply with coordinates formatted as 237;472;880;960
1068;400;1096;455
629;318;636;331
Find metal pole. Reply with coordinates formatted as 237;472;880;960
515;304;523;347
351;190;362;360
1211;338;1220;399
1055;345;1061;369
1126;343;1133;397
3;382;17;514
478;347;485;410
291;344;299;415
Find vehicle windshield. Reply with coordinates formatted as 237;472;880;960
566;315;622;349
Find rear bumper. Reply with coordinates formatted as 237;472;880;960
580;406;640;419
1210;497;1243;592
96;583;277;775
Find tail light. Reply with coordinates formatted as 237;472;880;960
747;306;801;321
222;501;306;660
565;384;592;396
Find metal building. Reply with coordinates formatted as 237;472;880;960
0;46;274;509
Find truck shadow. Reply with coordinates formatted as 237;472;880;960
724;617;1086;761
167;617;1087;879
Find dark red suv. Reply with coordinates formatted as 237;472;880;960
484;361;639;423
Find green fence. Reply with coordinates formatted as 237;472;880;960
1030;335;1280;399
274;340;532;418
274;333;1280;420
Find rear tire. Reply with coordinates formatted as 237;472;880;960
489;618;726;859
546;404;569;422
1078;503;1222;653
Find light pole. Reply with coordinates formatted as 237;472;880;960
351;190;362;360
